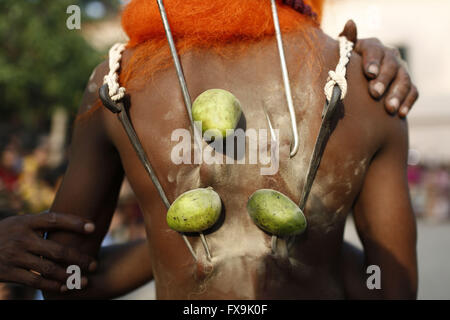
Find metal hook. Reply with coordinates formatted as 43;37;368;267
156;0;193;125
156;0;212;260
99;84;198;261
287;85;342;252
270;0;300;158
156;0;203;146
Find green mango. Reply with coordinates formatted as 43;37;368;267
192;89;242;138
247;189;307;237
167;187;222;233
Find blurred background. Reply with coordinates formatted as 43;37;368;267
0;0;448;300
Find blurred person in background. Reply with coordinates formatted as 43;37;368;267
0;143;23;215
18;137;55;214
408;164;426;218
423;165;450;222
0;144;21;193
407;163;450;222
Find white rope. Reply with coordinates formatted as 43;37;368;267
324;36;354;102
104;43;126;102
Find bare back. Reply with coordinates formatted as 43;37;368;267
93;27;404;299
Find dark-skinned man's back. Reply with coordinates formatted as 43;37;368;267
47;7;417;299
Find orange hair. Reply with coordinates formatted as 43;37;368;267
78;0;324;121
120;0;324;90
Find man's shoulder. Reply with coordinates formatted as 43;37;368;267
77;60;109;117
309;31;408;151
73;60;115;148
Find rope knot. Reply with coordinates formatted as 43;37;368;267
103;43;127;102
324;70;348;102
323;36;354;102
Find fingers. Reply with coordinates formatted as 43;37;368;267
28;237;97;273
9;268;62;293
355;38;385;80
356;36;419;116
339;20;358;44
17;253;70;283
368;49;399;99
384;67;411;114
30;212;95;234
398;85;419;118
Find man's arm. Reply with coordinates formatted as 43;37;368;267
347;118;417;299
43;62;126;299
59;239;153;299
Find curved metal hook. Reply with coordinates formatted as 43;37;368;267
287;85;342;252
270;0;300;158
99;83;199;261
156;0;203;148
99;84;122;114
